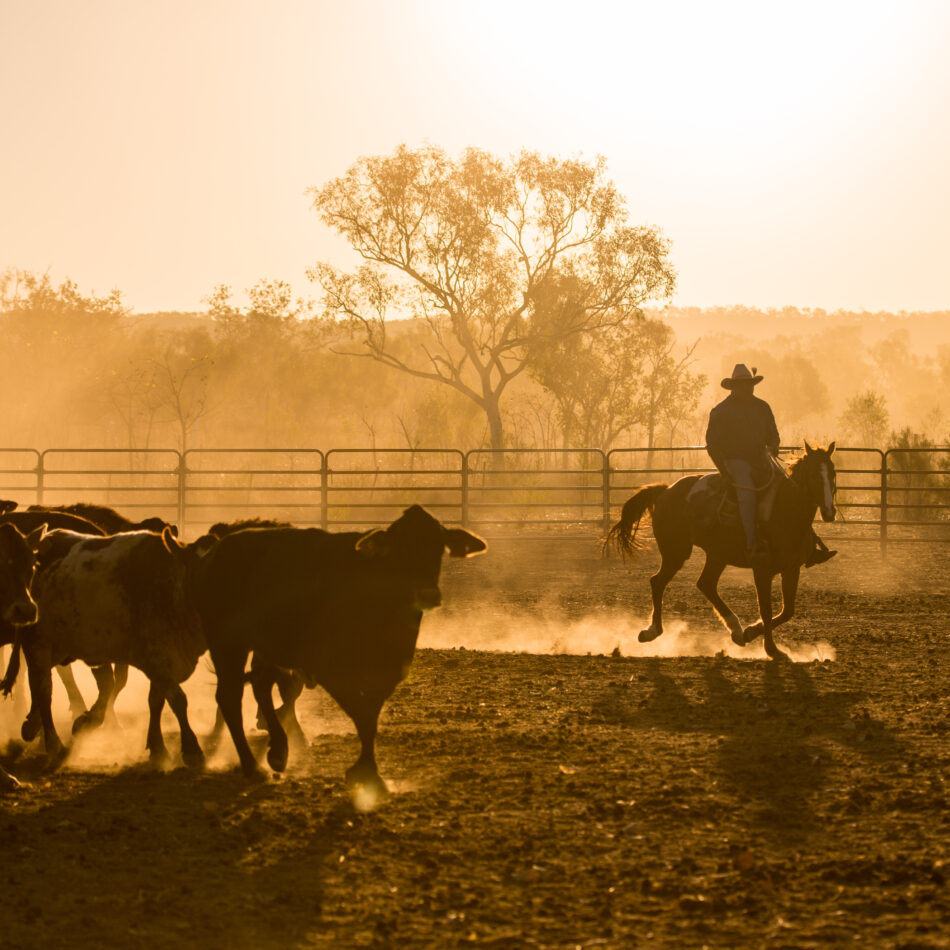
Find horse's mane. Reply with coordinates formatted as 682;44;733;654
787;445;832;477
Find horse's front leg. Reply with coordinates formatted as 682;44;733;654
696;556;744;644
742;565;801;642
771;566;800;629
752;567;785;659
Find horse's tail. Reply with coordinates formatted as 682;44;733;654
603;483;670;559
0;632;22;696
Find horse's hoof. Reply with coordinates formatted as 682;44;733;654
149;750;171;771
731;629;746;647
638;626;662;643
740;624;764;645
765;643;788;661
266;744;288;774
182;748;205;770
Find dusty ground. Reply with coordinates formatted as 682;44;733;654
0;540;948;949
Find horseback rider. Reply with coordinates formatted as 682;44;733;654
705;364;836;567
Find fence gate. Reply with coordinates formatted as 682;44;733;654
38;449;182;525
0;445;944;553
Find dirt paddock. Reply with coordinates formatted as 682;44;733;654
1;540;948;948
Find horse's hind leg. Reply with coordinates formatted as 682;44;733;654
696;556;744;643
639;542;691;643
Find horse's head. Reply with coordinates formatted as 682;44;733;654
795;441;837;522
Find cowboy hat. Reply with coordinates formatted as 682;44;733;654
721;363;763;389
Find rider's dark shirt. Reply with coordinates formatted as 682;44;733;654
705;393;780;470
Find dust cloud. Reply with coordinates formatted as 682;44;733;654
421;609;836;663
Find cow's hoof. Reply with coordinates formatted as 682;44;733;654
638;626;662;643
267;744;288;774
21;717;41;743
71;712;103;735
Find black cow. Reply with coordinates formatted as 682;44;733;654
28;502;178;537
0;513;107;725
194;505;486;792
0;523;45;790
1;510;104;536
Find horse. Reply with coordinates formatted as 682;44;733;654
605;442;837;659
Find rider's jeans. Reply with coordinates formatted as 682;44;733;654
724;458;757;550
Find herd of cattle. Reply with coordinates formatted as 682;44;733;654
0;501;487;793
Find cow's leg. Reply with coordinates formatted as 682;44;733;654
55;664;87;719
742;565;800;641
275;670;306;747
249;662;288;773
324;682;388;796
213;649;261;779
165;684;204;768
639;549;690;643
23;641;65;765
105;663;129;727
145;679;171;767
205;706;226;753
23;663;83;742
696;556;744;644
72;664;114;734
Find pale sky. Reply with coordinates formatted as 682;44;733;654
2;0;948;313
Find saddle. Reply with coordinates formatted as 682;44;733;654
686;458;785;532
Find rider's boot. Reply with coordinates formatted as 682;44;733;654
805;545;837;568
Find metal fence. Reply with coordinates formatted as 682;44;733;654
0;445;947;551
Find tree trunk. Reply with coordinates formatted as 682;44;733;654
484;395;506;464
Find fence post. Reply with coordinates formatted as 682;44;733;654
880;451;888;558
461;452;470;529
177;452;187;533
320;453;329;531
36;451;45;507
602;452;611;537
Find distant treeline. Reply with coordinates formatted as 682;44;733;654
1;269;948;453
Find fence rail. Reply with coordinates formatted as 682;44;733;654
0;446;947;552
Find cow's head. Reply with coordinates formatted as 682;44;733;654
137;517;179;537
161;527;218;568
0;522;44;626
354;505;487;610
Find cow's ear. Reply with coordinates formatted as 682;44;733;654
443;528;487;558
24;524;46;552
189;534;217;558
161;525;183;554
355;528;392;559
826;440;836;456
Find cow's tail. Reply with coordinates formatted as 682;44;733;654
0;633;21;696
603;483;669;559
